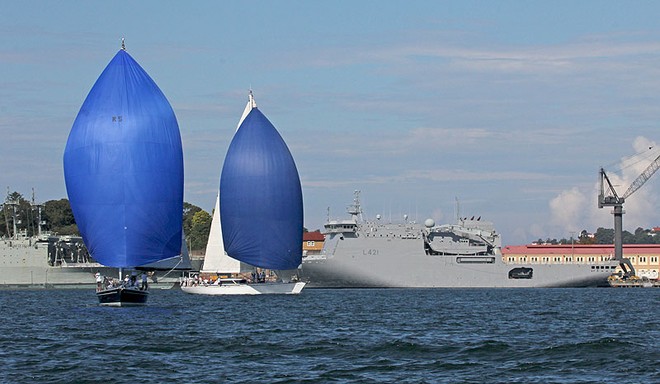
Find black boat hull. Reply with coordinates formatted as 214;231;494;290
97;287;149;306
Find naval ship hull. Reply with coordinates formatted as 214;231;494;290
302;247;614;288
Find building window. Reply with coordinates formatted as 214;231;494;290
306;241;315;247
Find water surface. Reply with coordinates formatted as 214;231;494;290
0;288;657;383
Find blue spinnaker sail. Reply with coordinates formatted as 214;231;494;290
63;49;183;268
219;108;303;270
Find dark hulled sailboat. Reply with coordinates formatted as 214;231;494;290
63;42;184;306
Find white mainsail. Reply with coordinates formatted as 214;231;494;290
200;91;257;274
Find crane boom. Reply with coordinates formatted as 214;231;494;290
622;154;660;199
598;167;623;207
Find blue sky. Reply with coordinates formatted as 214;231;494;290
2;1;660;244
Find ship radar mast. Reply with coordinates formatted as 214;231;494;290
31;188;44;237
347;190;363;222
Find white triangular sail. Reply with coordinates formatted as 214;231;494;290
201;193;245;273
201;91;256;274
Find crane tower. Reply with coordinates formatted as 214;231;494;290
598;152;660;277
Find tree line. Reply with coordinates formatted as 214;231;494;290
537;227;660;245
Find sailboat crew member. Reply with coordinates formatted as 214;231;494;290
95;271;102;291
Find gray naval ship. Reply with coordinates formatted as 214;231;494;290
0;197;194;289
301;191;618;288
1;231;114;288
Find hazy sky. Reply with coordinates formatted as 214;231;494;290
2;1;660;244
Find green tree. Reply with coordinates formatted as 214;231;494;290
182;202;202;234
182;202;211;252
43;199;78;235
188;209;212;251
594;227;614;244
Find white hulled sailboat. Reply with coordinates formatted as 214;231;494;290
181;91;305;295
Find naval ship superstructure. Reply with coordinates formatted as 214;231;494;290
301;191;618;288
0;194;114;288
0;231;118;288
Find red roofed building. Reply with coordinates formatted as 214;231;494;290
302;230;325;257
502;244;660;279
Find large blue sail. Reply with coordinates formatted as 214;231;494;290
63;49;184;269
219;108;303;270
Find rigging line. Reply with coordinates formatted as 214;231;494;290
618;148;658;171
606;146;658;173
156;256;183;280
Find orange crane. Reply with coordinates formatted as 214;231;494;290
598;152;660;277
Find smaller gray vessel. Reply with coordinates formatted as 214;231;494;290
0;195;192;289
301;191;618;288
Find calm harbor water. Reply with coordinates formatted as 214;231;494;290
0;288;657;383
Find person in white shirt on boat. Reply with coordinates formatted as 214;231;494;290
95;271;102;291
140;272;148;290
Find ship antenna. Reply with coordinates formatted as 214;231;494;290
455;196;461;224
121;37;126;50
